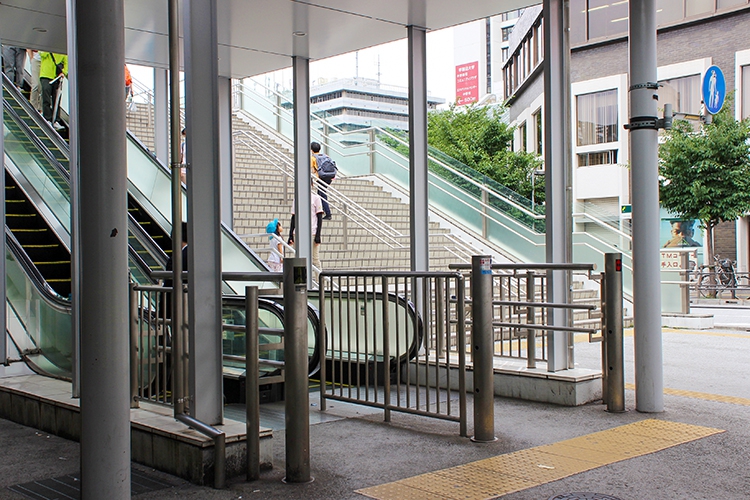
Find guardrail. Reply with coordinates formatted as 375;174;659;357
318;270;468;437
450;262;600;367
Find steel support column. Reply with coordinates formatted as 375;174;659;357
408;25;429;273
154;67;169;165
218;76;233;227
628;0;664;413
184;0;223;424
543;0;573;372
65;0;81;398
292;56;313;287
0;38;5;365
75;0;131;496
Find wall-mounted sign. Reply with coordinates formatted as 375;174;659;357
456;62;479;106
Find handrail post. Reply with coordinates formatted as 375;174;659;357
681;252;690;314
129;283;139;408
604;253;625;412
283;258;312;483
368;128;375;174
526;271;536;369
245;286;260;481
471;256;496;442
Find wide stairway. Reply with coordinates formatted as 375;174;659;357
230;115;475;271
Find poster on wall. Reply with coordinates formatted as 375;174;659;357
660;218;704;265
456;62;479;106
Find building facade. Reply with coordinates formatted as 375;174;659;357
502;2;750;271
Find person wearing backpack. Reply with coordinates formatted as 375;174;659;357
311;141;336;220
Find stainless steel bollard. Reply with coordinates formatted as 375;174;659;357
471;256;496;442
604;253;625;412
283;258;312;483
245;286;260;481
526;271;536;369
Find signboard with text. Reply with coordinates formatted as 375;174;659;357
456;62;479;106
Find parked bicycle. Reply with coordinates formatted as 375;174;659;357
694;255;737;299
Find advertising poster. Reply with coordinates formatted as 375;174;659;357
660;218;704;265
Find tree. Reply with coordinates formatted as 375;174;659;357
659;99;750;294
427;104;544;203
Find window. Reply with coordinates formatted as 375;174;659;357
686;0;713;17
718;0;747;8
587;0;628;40
502;27;512;41
577;90;619;146
534;110;543;154
570;0;587;45
656;0;684;24
502;47;509;61
743;65;750;120
519;122;527;152
578;150;618;167
659;75;701;116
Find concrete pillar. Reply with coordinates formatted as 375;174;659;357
218;76;233;228
408;25;429;273
75;0;131;497
65;0;81;398
292;56;313;287
629;0;664;413
154;67;169;165
543;0;573;372
184;0;223;425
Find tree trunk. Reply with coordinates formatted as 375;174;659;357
706;223;716;298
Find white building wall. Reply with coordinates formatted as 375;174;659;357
454;20;488;104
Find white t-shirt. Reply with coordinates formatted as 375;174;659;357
292;193;325;236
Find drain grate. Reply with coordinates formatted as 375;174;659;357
8;468;174;499
549;494;623;500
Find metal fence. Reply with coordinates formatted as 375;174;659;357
318;270;468;436
451;262;600;368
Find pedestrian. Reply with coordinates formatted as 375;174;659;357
124;64;133;100
311;141;336;220
39;52;67;125
28;49;42;112
2;45;27;88
288;180;324;281
265;218;284;272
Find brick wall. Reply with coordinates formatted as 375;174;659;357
714;220;737;261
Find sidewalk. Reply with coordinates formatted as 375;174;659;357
2;325;749;499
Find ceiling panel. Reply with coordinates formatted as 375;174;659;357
1;0;538;79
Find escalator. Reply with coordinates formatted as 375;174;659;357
3;74;424;398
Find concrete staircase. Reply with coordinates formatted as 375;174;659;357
231;114;473;271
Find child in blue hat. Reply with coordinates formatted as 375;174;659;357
266;219;283;272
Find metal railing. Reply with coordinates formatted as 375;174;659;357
450;262;600;368
318;270;468;437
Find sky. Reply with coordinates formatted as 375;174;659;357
130;26;457;106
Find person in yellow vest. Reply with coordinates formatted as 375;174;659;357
39;52;68;124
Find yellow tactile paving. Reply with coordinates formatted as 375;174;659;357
624;383;750;406
355;419;723;500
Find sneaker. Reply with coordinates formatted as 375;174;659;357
322;215;332;220
53;122;66;131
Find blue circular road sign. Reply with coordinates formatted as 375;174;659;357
702;65;726;115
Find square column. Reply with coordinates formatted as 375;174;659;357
184;0;223;425
154;67;169;165
543;0;573;372
218;76;233;227
408;25;429;272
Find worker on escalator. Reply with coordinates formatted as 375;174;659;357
39;52;68;127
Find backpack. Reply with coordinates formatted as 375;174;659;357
315;153;337;181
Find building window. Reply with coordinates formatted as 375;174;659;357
660;75;701;116
577;89;618;146
518;122;528;152
686;0;714;17
656;0;685;25
502;47;509;62
578;150;618;167
502;27;512;41
718;0;747;9
743;65;750;120
534;110;543;154
587;0;628;40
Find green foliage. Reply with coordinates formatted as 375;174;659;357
427;104;544;203
659;101;750;230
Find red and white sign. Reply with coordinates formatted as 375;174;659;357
455;62;479;106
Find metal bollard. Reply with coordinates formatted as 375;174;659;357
283;258;312;483
471;256;496;442
526;272;536;369
680;252;690;314
245;286;260;481
604;253;625;412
